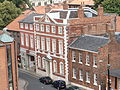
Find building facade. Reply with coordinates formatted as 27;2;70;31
29;0;65;6
0;31;18;90
19;5;98;83
68;31;120;90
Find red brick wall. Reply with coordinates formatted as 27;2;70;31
0;42;18;90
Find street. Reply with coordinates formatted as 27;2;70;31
19;70;57;90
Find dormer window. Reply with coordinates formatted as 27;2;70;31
20;23;24;28
25;24;28;29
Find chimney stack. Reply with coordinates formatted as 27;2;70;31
63;1;69;10
78;6;84;18
98;5;104;16
45;5;52;13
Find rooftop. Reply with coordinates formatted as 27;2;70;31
69;35;109;52
108;69;120;78
19;13;42;23
0;33;14;43
68;0;94;5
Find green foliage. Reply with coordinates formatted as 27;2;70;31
93;0;104;9
102;0;120;15
93;0;120;15
0;1;21;29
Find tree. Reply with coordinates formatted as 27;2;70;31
93;0;104;9
102;0;120;15
0;1;21;29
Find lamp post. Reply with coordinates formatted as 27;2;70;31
107;54;111;90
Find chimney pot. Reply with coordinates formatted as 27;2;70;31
63;1;69;10
78;6;84;18
98;5;104;16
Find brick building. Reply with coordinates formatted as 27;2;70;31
106;69;120;90
19;5;98;83
68;0;94;8
68;31;120;90
0;31;18;90
19;3;120;88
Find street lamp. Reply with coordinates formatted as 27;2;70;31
107;54;111;90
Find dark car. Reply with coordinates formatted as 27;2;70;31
39;76;53;84
52;80;66;89
65;86;81;90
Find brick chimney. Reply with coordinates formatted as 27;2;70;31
78;6;84;18
63;1;69;10
106;24;116;41
98;5;104;16
45;5;52;13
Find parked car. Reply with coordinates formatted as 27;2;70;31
65;85;81;90
52;80;66;89
39;76;53;84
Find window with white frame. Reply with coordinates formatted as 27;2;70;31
25;24;28;29
73;68;76;79
42;57;46;69
30;24;33;30
79;53;83;64
79;69;83;81
72;51;76;62
20;23;24;28
60;62;64;75
86;54;90;65
93;56;97;67
86;72;90;83
53;60;57;73
52;39;56;53
30;35;34;48
41;37;45;51
58;27;63;34
94;74;97;85
59;40;63;55
21;33;24;45
36;24;39;31
37;36;40;49
25;34;29;47
46;25;50;32
46;38;50;52
38;56;41;68
52;26;56;33
41;24;44;32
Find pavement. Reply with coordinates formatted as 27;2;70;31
18;78;27;90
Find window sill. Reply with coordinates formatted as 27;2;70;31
72;60;76;62
86;81;90;83
94;83;98;86
79;79;83;81
86;64;90;66
79;62;83;64
72;77;76;79
93;65;97;68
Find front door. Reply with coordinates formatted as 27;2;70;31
29;56;35;72
46;61;50;76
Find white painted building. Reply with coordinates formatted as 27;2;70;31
29;0;66;6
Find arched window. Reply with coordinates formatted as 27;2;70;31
60;62;64;75
53;60;57;73
38;56;41;68
42;57;46;69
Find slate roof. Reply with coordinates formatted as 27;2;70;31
19;13;42;23
0;33;14;43
69;35;109;52
108;69;120;78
